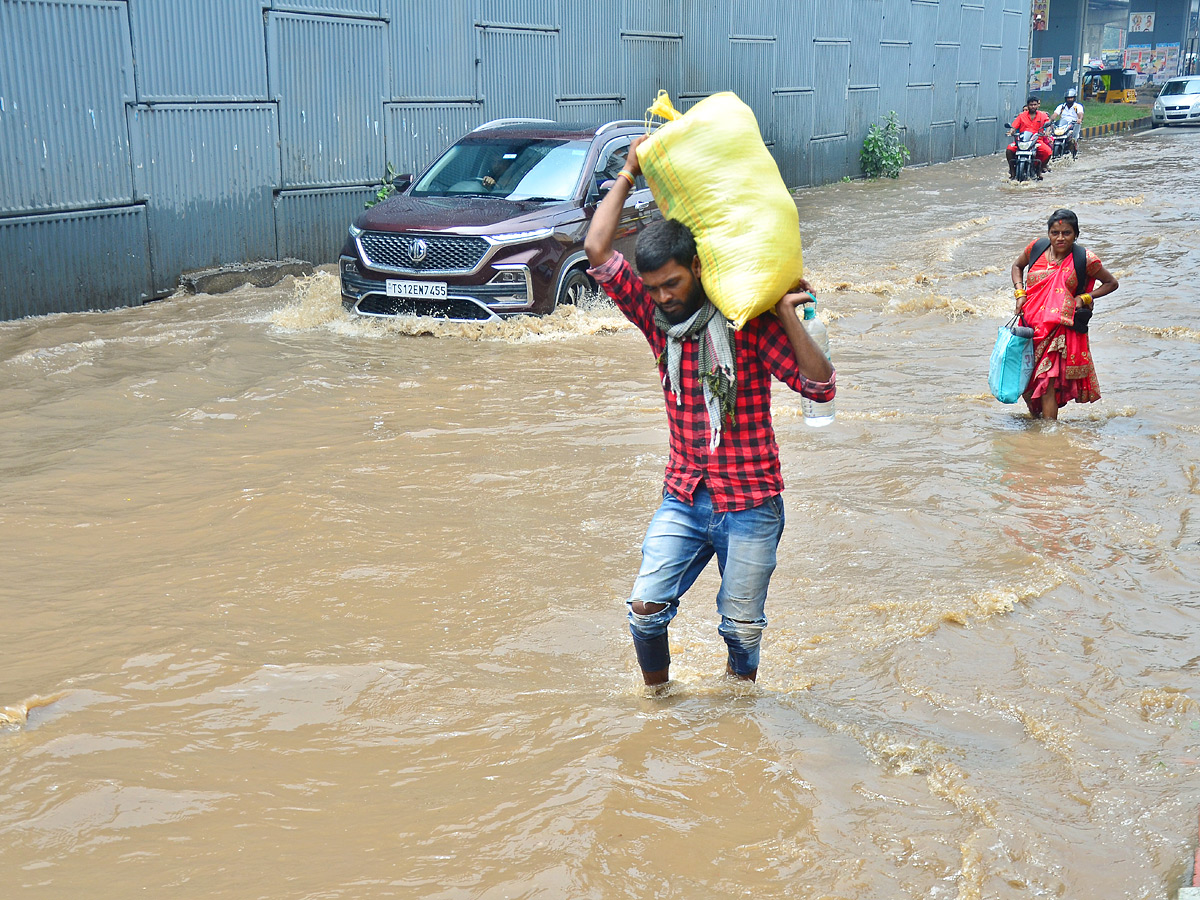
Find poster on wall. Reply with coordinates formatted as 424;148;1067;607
1124;44;1152;73
1150;44;1181;82
1032;0;1050;30
1129;12;1155;33
1058;55;1072;75
1029;57;1055;91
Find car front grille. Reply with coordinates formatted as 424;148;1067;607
354;294;498;321
358;231;491;274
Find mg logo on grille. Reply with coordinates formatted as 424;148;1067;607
409;239;428;263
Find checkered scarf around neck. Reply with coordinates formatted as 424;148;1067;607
654;301;737;450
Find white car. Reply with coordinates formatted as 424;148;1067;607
1151;77;1200;127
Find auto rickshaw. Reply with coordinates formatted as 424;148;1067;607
1081;67;1139;103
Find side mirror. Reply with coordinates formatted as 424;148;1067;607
394;174;413;193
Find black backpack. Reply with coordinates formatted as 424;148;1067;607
1028;237;1092;333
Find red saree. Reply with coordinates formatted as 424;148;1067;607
1021;240;1102;407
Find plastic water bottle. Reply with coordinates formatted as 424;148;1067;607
801;300;835;427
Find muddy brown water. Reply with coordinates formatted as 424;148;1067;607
3;128;1199;899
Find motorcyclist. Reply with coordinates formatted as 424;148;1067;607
1050;88;1084;158
1006;95;1052;179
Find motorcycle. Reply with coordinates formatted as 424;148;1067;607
1049;120;1076;160
1010;129;1044;182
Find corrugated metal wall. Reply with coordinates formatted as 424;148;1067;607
0;0;1030;320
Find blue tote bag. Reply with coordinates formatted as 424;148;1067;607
988;316;1035;404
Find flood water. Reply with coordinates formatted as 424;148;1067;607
3;127;1199;899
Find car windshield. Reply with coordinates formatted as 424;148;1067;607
412;137;591;201
1160;78;1200;96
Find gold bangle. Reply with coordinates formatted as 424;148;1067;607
1014;287;1026;298
616;169;635;186
1080;292;1093;307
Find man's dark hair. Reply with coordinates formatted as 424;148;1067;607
1047;207;1080;236
636;219;697;273
1027;94;1040;104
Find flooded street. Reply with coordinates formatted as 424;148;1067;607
3;127;1199;899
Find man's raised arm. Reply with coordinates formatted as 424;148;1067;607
584;135;647;268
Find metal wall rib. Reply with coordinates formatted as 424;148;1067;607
0;206;152;318
272;0;382;16
479;0;558;28
277;185;378;264
682;2;731;94
384;0;477;101
129;104;281;294
0;0;135;215
130;0;268;102
268;12;387;188
623;0;683;35
479;27;558;119
623;34;683;120
561;1;625;100
384;103;483;180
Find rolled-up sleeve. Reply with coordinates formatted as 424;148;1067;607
750;313;837;401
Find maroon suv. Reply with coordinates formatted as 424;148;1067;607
339;119;659;321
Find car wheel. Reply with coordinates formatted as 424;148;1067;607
557;268;597;307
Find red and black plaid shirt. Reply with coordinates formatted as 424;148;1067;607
590;252;836;512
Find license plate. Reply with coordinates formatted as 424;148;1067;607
386;280;447;299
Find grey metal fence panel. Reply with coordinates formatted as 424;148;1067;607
809;135;849;183
557;99;624;124
0;206;151;318
682;3;730;94
268;12;387;187
930;120;955;160
932;44;959;121
731;39;776;141
730;0;774;35
937;0;961;43
909;3;938;84
623;0;683;34
1002;9;1026;54
879;42;910;116
129;104;281;294
958;5;983;82
480;27;558;119
812;42;850;137
847;87;880;174
479;0;557;27
384;102;482;180
0;0;135;215
774;91;814;187
980;45;1002;115
953;83;977;154
277;185;377;264
881;0;911;43
905;84;934;163
849;0;882;87
130;0;269;101
775;1;814;89
561;0;624;99
272;0;381;15
384;0;477;100
813;4;853;41
623;34;682;119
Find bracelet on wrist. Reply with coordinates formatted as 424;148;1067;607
616;169;635;187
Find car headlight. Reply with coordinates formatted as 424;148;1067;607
489;227;553;245
348;223;363;238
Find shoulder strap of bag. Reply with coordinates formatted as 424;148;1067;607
1028;238;1088;296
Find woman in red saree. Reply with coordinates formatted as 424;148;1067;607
1010;209;1119;420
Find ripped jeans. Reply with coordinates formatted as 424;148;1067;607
627;487;784;677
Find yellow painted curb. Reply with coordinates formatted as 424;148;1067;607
1079;117;1152;140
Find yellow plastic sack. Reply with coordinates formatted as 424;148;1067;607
637;91;803;330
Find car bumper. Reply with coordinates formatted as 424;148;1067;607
339;256;539;322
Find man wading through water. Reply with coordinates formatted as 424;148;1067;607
584;136;836;687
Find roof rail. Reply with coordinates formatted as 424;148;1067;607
596;119;652;135
473;117;556;131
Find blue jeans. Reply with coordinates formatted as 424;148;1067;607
627;487;785;677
